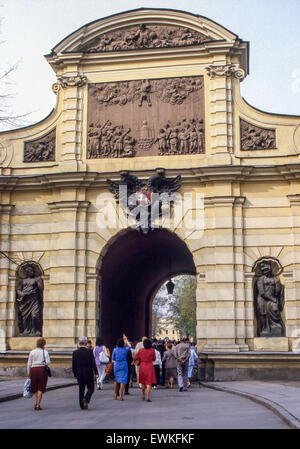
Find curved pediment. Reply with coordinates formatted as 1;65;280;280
50;8;240;54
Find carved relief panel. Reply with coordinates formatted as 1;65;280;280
78;24;211;53
87;76;205;158
240;119;276;151
24;129;56;162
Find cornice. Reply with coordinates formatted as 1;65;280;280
46;40;248;75
2;164;300;191
47;200;91;211
287;194;300;205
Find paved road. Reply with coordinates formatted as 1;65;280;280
0;383;289;429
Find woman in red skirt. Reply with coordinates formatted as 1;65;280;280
134;338;156;402
27;338;51;410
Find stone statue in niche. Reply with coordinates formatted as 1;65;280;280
24;129;56;162
15;262;44;337
240;119;276;150
78;24;211;53
253;260;285;337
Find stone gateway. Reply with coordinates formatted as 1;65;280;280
1;8;300;380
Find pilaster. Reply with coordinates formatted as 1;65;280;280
198;195;248;352
54;72;87;170
0;204;15;350
287;194;300;340
206;62;245;160
46;199;91;350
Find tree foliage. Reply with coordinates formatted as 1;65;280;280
173;275;197;339
152;275;197;339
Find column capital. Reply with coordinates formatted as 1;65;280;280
206;63;245;81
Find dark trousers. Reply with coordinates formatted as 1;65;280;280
153;365;160;386
161;362;165;386
77;376;94;408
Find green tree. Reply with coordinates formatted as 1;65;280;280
170;275;197;339
152;275;197;340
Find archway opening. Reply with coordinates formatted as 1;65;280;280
99;228;196;349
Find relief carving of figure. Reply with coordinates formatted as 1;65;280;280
24;129;56;162
113;128;131;158
241;120;276;150
79;24;210;53
154;118;204;155
253;261;285;337
154;126;170;155
137;79;152;107
16;263;43;337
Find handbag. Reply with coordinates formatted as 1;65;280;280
105;361;113;375
23;378;33;398
43;349;52;377
99;346;109;364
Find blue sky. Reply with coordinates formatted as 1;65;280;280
1;0;300;129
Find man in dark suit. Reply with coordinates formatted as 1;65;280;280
72;336;98;409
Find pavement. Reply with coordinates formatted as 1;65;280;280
200;380;300;429
0;380;290;429
0;376;76;402
0;377;300;428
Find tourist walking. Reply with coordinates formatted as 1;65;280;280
135;336;147;387
134;338;156;402
157;339;166;385
27;337;51;410
72;336;98;410
162;342;177;388
125;342;134;395
187;343;198;387
112;334;131;401
93;337;110;390
152;346;162;389
174;337;190;392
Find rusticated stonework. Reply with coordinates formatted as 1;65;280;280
240;119;276;151
24;129;56;162
78;24;211;53
87;76;205;158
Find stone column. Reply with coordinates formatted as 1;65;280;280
199;195;248;352
0;204;15;350
46;199;91;351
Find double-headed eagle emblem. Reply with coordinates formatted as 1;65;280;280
106;168;181;233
